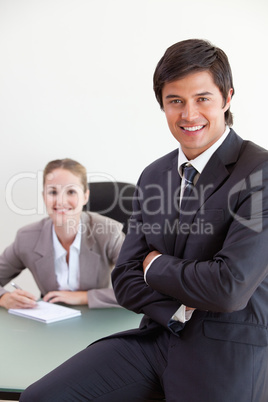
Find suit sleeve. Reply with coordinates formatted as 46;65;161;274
146;164;268;313
87;220;125;308
112;179;183;329
0;234;26;297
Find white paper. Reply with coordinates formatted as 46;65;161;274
8;301;81;323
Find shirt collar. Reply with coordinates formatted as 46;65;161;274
52;223;82;260
178;126;230;177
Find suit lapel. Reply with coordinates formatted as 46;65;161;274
173;129;244;257
197;129;244;206
34;213;98;293
159;151;181;255
79;212;98;288
34;219;58;291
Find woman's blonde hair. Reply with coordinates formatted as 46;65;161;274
43;158;88;193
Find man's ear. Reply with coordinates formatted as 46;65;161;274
223;88;233;111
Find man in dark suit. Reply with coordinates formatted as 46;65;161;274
20;39;268;402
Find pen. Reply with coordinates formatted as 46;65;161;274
11;282;22;290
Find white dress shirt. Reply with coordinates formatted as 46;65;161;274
145;126;230;322
52;225;82;291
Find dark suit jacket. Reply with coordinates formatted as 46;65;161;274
112;130;268;401
0;212;125;308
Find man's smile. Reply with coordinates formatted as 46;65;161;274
181;125;205;132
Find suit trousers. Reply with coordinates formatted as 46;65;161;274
19;329;170;402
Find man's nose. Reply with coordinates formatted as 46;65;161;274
181;102;198;120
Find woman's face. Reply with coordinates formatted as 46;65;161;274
43;168;89;227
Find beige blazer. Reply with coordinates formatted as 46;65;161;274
0;212;125;308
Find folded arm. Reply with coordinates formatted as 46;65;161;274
112;187;183;329
145;167;268;313
113;164;268;328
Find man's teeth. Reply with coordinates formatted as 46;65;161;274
183;125;204;132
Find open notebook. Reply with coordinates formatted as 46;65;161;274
8;301;81;323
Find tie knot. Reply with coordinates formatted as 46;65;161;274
183;164;197;186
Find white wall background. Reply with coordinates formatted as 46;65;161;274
0;0;268;291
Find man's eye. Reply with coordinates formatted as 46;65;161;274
48;190;57;195
198;97;209;102
171;99;182;104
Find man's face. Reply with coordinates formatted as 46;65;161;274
162;71;233;160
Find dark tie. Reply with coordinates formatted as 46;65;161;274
180;164;198;216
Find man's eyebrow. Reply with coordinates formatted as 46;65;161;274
165;91;213;99
196;91;213;96
165;94;181;99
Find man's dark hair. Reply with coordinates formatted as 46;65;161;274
153;39;235;126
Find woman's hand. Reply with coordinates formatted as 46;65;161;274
43;290;88;306
0;290;38;309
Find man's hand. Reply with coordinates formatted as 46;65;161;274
0;290;38;309
43;290;88;306
143;251;196;314
143;250;161;273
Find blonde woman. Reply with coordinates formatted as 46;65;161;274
0;159;125;309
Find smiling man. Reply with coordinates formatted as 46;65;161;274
20;39;268;402
162;71;233;159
